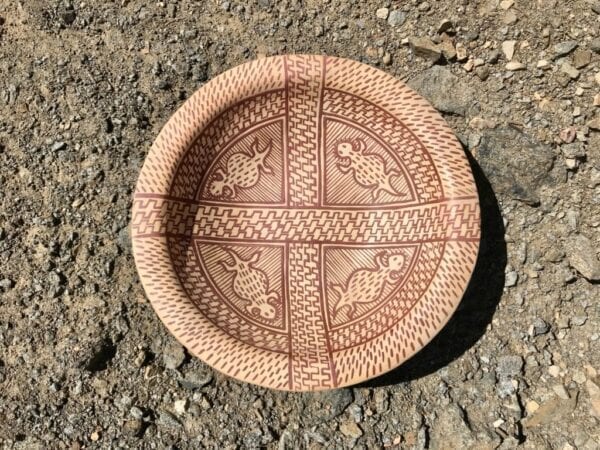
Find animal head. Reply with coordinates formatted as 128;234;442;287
376;251;407;281
336;138;366;158
246;293;279;320
221;249;260;272
208;178;228;197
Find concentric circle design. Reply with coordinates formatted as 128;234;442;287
131;55;480;391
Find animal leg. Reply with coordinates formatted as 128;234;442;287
220;260;236;272
371;186;382;201
337;163;352;174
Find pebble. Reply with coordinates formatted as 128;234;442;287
173;399;187;415
496;355;524;378
51;141;66;151
387;10;406;27
162;341;186;370
593;93;600;107
179;368;213;389
340;420;363;438
502;10;517;24
409;37;442;61
585;379;600;417
505;271;518;287
552;384;570;400
565;234;600;281
439;40;456;60
506;61;525;71
475;67;490;81
408;66;473;116
130;406;144;419
456;44;468;61
554;40;578;58
375;7;389;20
0;278;14;290
500;0;514;9
157;410;182;428
502;40;516;61
560;62;579;80
572;50;591;69
537;59;550;69
532;318;550;336
548;365;561;377
438;19;453;34
525;400;540;414
572;370;586;384
591;37;600;53
589;116;600;130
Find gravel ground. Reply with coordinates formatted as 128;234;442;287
1;0;599;448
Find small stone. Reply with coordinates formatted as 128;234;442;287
559;127;577;143
0;278;14;290
554;40;578;58
475;66;490;81
560;62;579;79
157;410;182;428
340;421;363;438
418;1;430;11
456;44;468;62
594;94;600;107
409;65;474;115
552;384;570;400
565;234;600;281
376;7;389;20
548;365;561;377
506;61;525;71
437;19;454;34
173;399;187;415
532;318;550;336
526;400;540;415
592;1;600;14
493;418;505;428
589;117;600;130
502;40;516;60
123;419;142;436
130;406;144;419
409;37;442;61
572;371;586;384
496;355;524;378
179;367;213;389
591;38;600;53
439;40;456;60
595;73;600;86
387;10;406;27
585;379;600;417
572;50;592;69
52;141;66;151
488;49;501;64
162;341;186;370
502;10;517;24
90;431;100;442
382;52;392;65
570;315;587;326
500;0;514;9
505;271;518;287
463;59;474;72
537;59;550;69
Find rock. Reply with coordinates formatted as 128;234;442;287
560;62;579;79
591;38;600;53
439;40;456;61
532;318;550;336
303;388;353;425
589;117;600;130
592;1;600;14
496;355;524;378
173;399;187;415
475;66;490;81
477;127;555;205
525;400;540;415
585;379;600;417
565;235;600;281
162;341;186;370
548;365;561;377
437;19;454;34
537;59;550;69
456;44;468;61
375;7;389;19
502;40;516;60
179;367;213;389
554;40;578;58
524;392;578;427
488;49;501;64
429;404;475;450
502;9;517;24
408;66;473;115
409;37;442;62
572;371;586;384
339;421;363;438
157;410;182;428
572;50;592;69
123;419;143;436
506;61;525;71
130;406;144;419
51;141;66;151
500;0;514;9
387;10;406;27
0;278;14;290
505;271;518;287
553;384;570;400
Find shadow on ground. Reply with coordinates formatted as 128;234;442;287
361;151;506;388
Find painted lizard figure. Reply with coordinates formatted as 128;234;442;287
335;138;407;201
209;138;273;198
331;251;406;319
220;248;279;320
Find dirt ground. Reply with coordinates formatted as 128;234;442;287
1;0;599;448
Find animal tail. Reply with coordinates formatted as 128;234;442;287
256;140;273;174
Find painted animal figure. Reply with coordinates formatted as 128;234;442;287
335;138;407;201
209;138;273;198
331;251;406;319
220;248;279;320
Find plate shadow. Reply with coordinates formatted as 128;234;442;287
360;151;506;388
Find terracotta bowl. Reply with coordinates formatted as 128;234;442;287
131;55;480;391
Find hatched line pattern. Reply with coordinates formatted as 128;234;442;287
285;55;323;206
288;244;334;389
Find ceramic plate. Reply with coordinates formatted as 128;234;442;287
131;55;480;391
